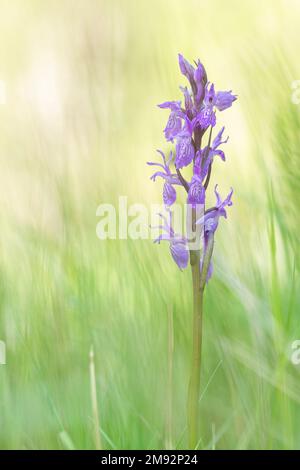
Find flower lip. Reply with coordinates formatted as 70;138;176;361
175;132;195;169
151;212;189;270
147;150;182;207
187;175;205;206
196;185;234;233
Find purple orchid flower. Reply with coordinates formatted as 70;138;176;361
150;54;237;448
178;54;208;108
147;150;181;207
158;100;184;142
195;83;217;130
158;100;182;112
151;53;236;279
180;86;194;116
175;131;195;169
153;213;189;270
209;126;229;161
197;185;233;284
178;54;196;89
164;112;182;142
187;175;205;206
204;82;237;112
194;59;207;106
195;126;229;181
195;83;237;130
197;185;233;235
215;90;237;111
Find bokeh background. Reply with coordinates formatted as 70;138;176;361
0;0;300;449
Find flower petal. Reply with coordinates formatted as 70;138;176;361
175;134;195;169
194;60;207;104
164;112;182;141
178;54;195;83
180;86;194;113
215;91;237;111
187;176;205;205
170;240;189;269
158;100;182;112
163;182;177;207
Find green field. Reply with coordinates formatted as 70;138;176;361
0;0;300;449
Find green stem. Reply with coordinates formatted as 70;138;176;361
187;234;214;449
187;256;202;449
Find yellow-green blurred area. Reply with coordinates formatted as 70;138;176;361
0;0;300;449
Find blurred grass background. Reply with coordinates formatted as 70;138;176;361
0;0;300;449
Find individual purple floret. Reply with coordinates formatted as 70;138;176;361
199;185;234;235
195;126;228;180
206;82;237;111
180;86;194;115
158;101;184;142
178;53;196;89
215;90;237;111
196;185;233;284
153;213;189;270
194;60;207;106
164;112;182;142
175;131;195;169
147;150;181;207
187;175;205;206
